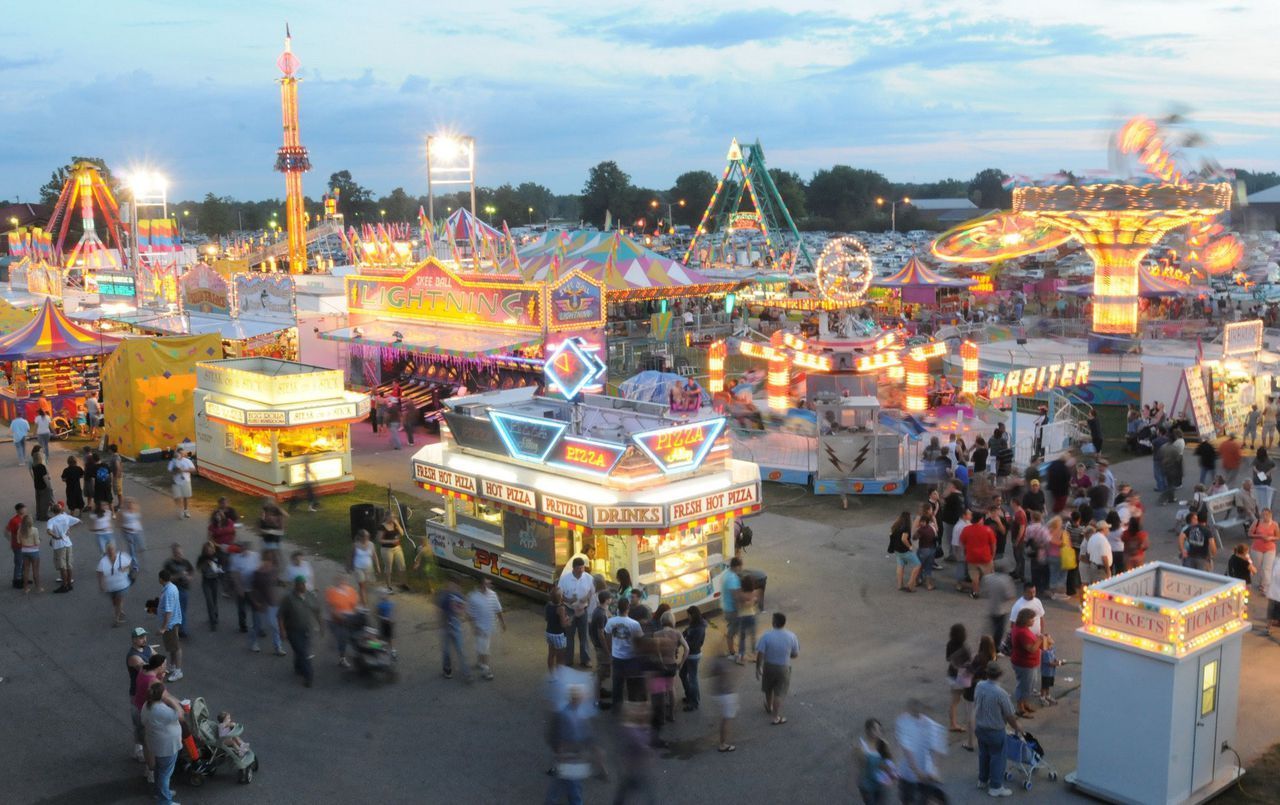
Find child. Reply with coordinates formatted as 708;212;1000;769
1227;543;1255;585
217;712;250;757
376;592;396;660
1210;475;1228;496
1039;633;1063;706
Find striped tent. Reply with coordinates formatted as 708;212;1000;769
501;230;739;298
444;208;503;243
873;255;976;288
0;298;121;360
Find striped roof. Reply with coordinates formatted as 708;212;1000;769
874;256;976;288
0;297;121;360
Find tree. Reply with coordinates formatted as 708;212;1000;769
376;187;417;223
968;168;1011;209
768;169;807;221
198;193;235;236
580;161;633;228
39;156;117;206
1233;169;1280;196
805;166;891;230
668;171;717;227
328;170;375;221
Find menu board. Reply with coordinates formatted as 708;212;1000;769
1184;367;1216;441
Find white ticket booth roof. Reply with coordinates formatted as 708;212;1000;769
1071;562;1248;805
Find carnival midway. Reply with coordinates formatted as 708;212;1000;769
4;19;1280;805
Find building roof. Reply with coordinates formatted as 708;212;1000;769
908;198;978;211
1248;184;1280;204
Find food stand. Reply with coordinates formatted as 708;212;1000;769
0;298;121;421
1069;562;1248;804
411;340;762;610
193;358;370;500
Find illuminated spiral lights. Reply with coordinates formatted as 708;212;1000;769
766;330;791;413
961;341;979;395
904;353;929;413
707;340;726;394
812;236;874;304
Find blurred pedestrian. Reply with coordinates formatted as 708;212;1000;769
325;572;358;668
614;700;658;803
278;575;321;687
121;497;145;573
438;579;469;681
467;576;505;680
163;544;194;639
856;718;896;804
62;455;85;515
649;611;688;748
196;541;222;631
97;540;133;627
680;605;706;711
89;500;113;555
545;684;599;804
945;624;971;732
8;502;26;589
894;699;947;804
755;612;799;725
30;447;52;521
231;542;261;634
10;412;29;465
710;652;739;752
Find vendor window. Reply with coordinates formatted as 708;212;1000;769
1200;660;1219;717
225;424;273;463
277;425;347;459
455;498;502;536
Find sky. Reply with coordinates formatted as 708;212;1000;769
2;0;1278;203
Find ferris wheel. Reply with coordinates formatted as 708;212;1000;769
812;236;874;304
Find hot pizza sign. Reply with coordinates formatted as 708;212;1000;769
631;418;726;474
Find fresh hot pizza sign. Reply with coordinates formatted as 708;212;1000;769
631;418;726;474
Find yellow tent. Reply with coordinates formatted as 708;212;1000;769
101;334;222;458
0;297;34;335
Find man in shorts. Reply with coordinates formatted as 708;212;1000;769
719;557;743;656
755;611;800;725
47;503;81;593
107;444;124;513
710;652;740;752
959;510;996;599
167;448;195;519
376;514;408;593
157;568;184;681
466;576;505;679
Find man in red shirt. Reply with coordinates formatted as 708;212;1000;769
960;509;996;599
1219;434;1243;486
7;502;25;589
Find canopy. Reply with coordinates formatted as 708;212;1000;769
873;256;976;289
0;298;121;361
501;230;740;298
444;208;503;243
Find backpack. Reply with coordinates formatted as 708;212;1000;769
735;523;753;551
95;465;111;486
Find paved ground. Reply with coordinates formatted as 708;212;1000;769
2;427;1277;804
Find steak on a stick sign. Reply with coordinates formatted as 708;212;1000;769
345;257;542;331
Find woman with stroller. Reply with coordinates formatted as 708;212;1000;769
142;681;183;805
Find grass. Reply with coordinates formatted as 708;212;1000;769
1217;742;1279;803
127;461;445;592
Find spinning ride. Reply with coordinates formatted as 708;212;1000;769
813;236;874;304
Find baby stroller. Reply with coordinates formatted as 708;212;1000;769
347;610;397;683
182;697;259;786
1004;731;1057;791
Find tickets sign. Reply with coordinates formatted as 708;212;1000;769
632;418;726;474
987;361;1090;399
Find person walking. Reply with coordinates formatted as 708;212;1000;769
1222;434;1244;486
981;567;1016;648
1245;405;1261;449
718;557;743;657
680;605;706;711
7;502;26;589
16;513;41;593
163;544;194;639
466;576;505;680
62;456;86;515
10;412;30;465
755;611;800;725
46;502;80;593
945;624;972;733
91;451;114;511
196;541;222;631
544;587;569;674
974;663;1021;798
940;481;965;561
167;448;195;519
156;568;184;681
257;499;287;555
649;611;688;748
97;541;133;627
89;500;113;555
914;512;940;591
1179;512;1217;571
31;447;52;521
376;513;408;593
141;682;183;805
385;399;403;450
1084;520;1114;584
888;511;921;592
121;497;145;573
1195;438;1219;487
1122;515;1150;570
605;597;644;708
438;579;469;681
107;444;125;513
278;575;321;687
857;718;896;805
125;627;154;763
33;409;52;456
558;556;595;668
325;572;358;668
248;553;285;656
1250;509;1279;595
894;699;947;804
959;509;996;598
545;684;598;805
349;529;379;605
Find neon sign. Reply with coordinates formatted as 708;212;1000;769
988;361;1091;398
631;418;726;474
543;337;606;400
547;436;626;476
489;411;567;462
972;276;994;293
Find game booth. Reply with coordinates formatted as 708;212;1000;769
0;298;121;422
411;339;762;611
193;358;370;500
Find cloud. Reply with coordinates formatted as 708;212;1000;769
0;55;44;71
584;8;852;50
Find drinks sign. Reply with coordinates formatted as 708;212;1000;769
632;418;726;474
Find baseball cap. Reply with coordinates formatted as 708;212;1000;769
132;627;148;638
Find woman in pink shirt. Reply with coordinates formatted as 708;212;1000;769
1249;509;1279;595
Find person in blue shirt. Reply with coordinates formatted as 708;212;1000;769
1039;634;1062;706
719;557;743;657
754;612;800;725
157;569;184;682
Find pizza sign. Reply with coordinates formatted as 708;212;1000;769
548;436;626;476
631;418;726;474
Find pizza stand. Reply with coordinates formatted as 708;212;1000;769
411;338;762;611
193;358;370;500
1068;562;1248;804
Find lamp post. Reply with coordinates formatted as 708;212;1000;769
876;196;911;233
527;206;533;224
426;134;476;225
669;198;685;233
125;171;168;301
483;205;497;224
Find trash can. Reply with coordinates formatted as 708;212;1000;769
349;503;384;540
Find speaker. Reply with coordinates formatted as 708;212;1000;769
1016;338;1028;345
349;503;384;540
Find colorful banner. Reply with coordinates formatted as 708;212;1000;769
345;257;542;331
138;259;179;311
235;274;295;322
138;219;181;253
180;263;231;316
547;271;605;331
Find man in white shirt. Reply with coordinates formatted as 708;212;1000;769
604;598;643;710
1085;523;1113;585
167;449;195;519
1008;584;1046;635
9;415;29;466
466;577;506;680
557;557;596;668
46;503;81;593
894;698;947;803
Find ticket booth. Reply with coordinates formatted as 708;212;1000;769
1068;562;1248;804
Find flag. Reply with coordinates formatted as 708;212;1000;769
502;220;521;274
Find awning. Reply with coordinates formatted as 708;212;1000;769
319;320;541;359
108;313;295;340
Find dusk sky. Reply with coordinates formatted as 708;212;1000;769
3;0;1278;202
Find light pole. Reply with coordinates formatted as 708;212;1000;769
668;198;686;233
426;134;476;225
483;205;496;224
125;171;168;299
527;206;533;224
876;196;911;233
